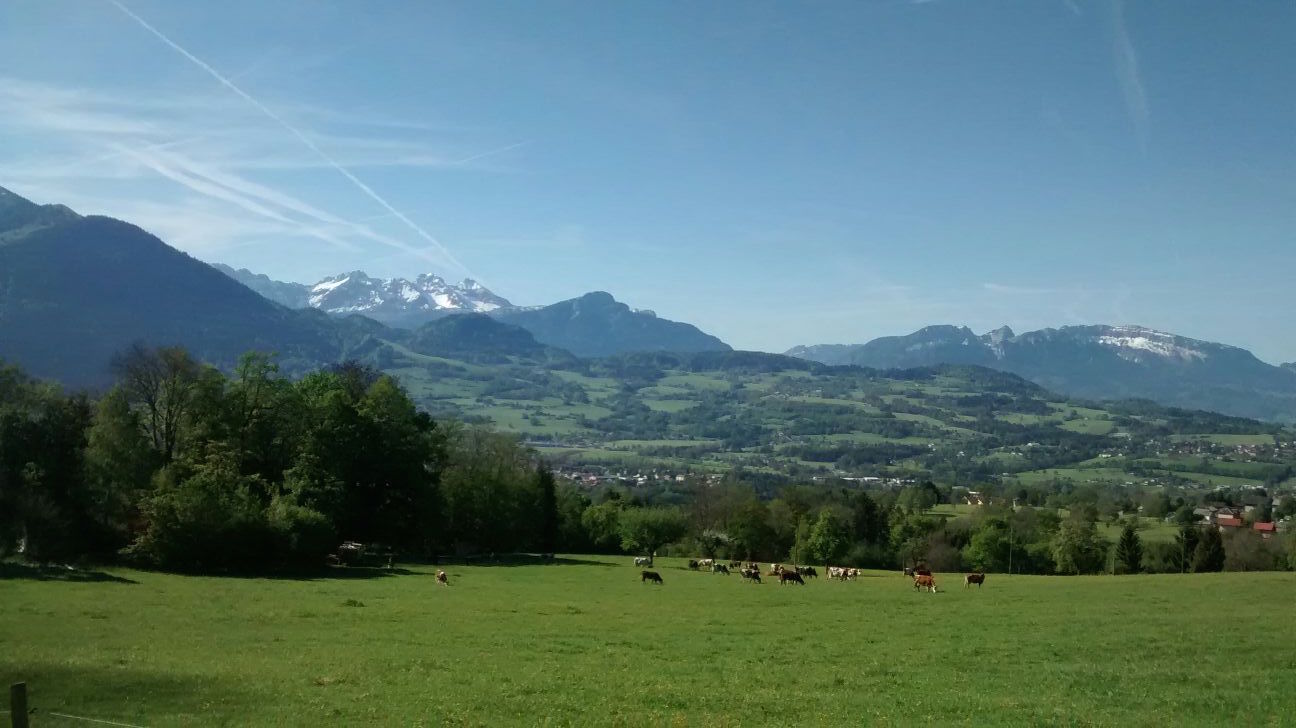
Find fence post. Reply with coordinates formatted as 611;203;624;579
9;682;28;728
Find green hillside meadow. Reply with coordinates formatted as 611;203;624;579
3;557;1294;726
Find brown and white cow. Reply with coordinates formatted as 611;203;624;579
913;574;936;593
436;570;449;585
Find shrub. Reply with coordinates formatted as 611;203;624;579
267;497;336;568
128;456;274;572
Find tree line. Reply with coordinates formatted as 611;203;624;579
2;348;1293;575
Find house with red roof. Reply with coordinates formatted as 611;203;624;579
1252;521;1277;539
1215;516;1244;530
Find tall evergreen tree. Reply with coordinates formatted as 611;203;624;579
1174;525;1200;573
1192;526;1226;572
1115;522;1143;574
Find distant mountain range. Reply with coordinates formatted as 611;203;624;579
213;265;730;359
4;183;1295;423
787;325;1296;423
0;186;729;386
214;265;511;327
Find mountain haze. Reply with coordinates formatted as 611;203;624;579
788;325;1296;423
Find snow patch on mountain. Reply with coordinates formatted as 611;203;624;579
1094;326;1208;362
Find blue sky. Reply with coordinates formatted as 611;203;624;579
2;1;1293;361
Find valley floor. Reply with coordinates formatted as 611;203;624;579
2;558;1294;726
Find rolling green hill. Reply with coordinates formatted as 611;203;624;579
370;339;1296;489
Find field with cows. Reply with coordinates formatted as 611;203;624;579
4;558;1295;726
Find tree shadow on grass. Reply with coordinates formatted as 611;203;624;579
432;554;619;568
1;663;262;725
199;565;422;581
0;562;137;584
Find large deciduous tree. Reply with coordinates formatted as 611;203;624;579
618;506;687;560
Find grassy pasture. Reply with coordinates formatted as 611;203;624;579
5;558;1294;726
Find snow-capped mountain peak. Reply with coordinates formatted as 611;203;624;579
306;271;511;317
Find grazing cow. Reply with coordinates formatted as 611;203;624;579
634;556;652;566
741;568;762;583
436;570;448;586
713;564;730;575
902;567;916;577
965;573;986;588
779;571;805;586
688;559;700;570
796;566;818;579
698;558;714;569
642;570;663;584
769;563;785;576
827;566;845;580
728;561;743;569
913;574;937;593
845;568;859;580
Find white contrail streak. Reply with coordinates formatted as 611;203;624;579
106;0;473;278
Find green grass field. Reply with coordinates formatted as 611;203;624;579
4;558;1295;726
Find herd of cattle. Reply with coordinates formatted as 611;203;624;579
638;558;988;592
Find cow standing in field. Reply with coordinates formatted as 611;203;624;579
713;564;730;575
779;571;805;586
436;570;449;586
688;560;700;570
634;556;652;566
642;570;664;584
913;574;937;593
902;567;916;577
741;568;762;583
796;566;818;579
965;573;985;588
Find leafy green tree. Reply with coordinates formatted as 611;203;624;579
1051;518;1107;574
727;499;776;561
619;507;687;560
554;482;593;552
581;500;624;552
84;387;156;551
1174;525;1200;573
964;517;1011;572
1192;526;1225;572
1114;522;1143;574
112;344;204;463
697;529;733;560
128;447;274;572
804;508;850;564
535;465;558;554
897;485;937;514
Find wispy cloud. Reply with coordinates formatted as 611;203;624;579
1110;0;1149;152
982;283;1058;295
106;0;478;279
0;18;524;278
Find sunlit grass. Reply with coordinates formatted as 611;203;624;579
4;557;1294;726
